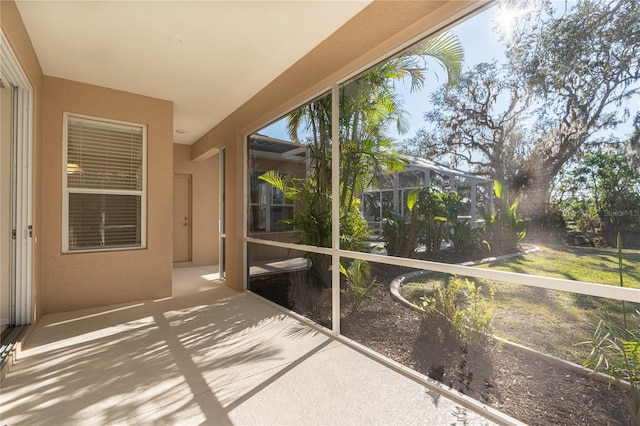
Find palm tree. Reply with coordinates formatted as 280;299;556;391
287;31;464;215
260;31;464;307
264;31;462;252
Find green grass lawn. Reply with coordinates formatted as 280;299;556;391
400;244;640;364
484;244;640;288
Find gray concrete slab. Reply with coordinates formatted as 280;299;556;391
0;266;508;425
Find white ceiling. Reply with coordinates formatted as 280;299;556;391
15;1;371;144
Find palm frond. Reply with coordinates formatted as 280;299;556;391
409;32;465;86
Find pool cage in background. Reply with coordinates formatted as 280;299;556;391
246;135;494;240
362;155;494;237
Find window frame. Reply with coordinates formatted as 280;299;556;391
62;112;147;253
248;169;295;234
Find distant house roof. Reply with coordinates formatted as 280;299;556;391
402;155;493;182
249;134;491;183
249;134;308;161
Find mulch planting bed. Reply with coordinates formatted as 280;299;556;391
340;269;630;426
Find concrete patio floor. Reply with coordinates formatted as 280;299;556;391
1;266;513;425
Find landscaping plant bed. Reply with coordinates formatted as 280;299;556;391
340;272;631;426
251;246;635;424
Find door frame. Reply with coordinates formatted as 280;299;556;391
1;30;34;326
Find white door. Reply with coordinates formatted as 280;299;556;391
173;174;192;263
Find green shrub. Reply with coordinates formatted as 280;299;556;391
580;312;640;425
382;209;417;258
450;219;484;255
383;187;461;258
562;198;601;231
340;259;377;311
340;196;371;253
408;187;461;255
554;150;640;245
579;234;640;425
483;181;529;254
418;276;496;349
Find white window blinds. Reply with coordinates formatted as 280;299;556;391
63;114;146;252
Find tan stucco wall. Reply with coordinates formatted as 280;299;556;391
173;144;219;267
192;1;478;291
1;0;44;324
41;76;173;313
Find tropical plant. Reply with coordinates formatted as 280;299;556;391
418;276;496;349
259;170;331;248
259;170;332;290
406;187;461;255
483;181;528;254
382;187;461;258
340;259;377;312
259;32;465;304
339;188;372;253
260;170;371;286
450;219;484;255
285;32;465;251
582;314;640;425
382;209;414;258
579;234;640;425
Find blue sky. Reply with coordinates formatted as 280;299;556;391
259;5;505;142
260;2;638;148
387;5;505;142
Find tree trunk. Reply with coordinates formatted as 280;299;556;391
519;172;553;224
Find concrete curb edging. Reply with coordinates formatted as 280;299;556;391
389;246;541;311
387;245;633;392
493;336;632;392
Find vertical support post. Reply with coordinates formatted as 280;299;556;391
393;172;399;215
470;180;477;228
379;191;383;234
331;83;341;335
243;137;249;292
219;147;226;280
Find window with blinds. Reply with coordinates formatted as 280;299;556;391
63;113;146;252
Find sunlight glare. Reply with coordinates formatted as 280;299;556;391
495;4;533;39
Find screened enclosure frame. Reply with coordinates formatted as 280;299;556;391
241;2;640;424
242;0;639;345
243;83;639;331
